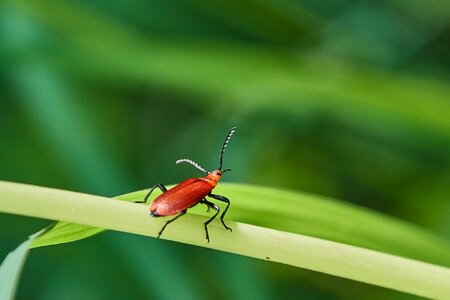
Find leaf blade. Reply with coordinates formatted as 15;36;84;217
0;230;45;300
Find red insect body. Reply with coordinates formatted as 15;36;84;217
150;171;221;216
142;127;235;242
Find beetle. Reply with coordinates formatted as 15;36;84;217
139;127;236;242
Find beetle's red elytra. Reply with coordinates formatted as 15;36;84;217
138;127;236;242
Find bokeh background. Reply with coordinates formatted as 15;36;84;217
1;1;449;299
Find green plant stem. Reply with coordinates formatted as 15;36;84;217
1;181;449;299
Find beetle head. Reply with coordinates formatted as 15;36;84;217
206;170;222;181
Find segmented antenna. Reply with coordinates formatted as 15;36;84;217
219;127;236;171
176;159;209;174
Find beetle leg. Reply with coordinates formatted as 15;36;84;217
200;198;212;212
208;193;232;232
135;183;167;204
202;201;220;243
157;210;186;238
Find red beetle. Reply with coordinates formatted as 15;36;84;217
140;127;236;242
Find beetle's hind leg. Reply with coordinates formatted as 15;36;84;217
200;199;220;243
135;183;167;204
157;210;186;238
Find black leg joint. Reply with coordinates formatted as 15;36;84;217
208;193;232;232
157;210;186;239
201;200;220;243
135;183;167;204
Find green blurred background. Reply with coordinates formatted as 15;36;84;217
1;0;449;299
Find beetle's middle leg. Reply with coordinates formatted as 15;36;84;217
200;198;212;212
200;199;220;243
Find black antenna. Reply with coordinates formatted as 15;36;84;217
176;159;209;174
219;127;236;171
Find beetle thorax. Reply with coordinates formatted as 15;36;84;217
201;170;222;187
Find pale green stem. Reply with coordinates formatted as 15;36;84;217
0;181;449;299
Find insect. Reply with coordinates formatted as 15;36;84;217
139;127;236;242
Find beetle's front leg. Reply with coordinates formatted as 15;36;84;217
208;193;232;232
